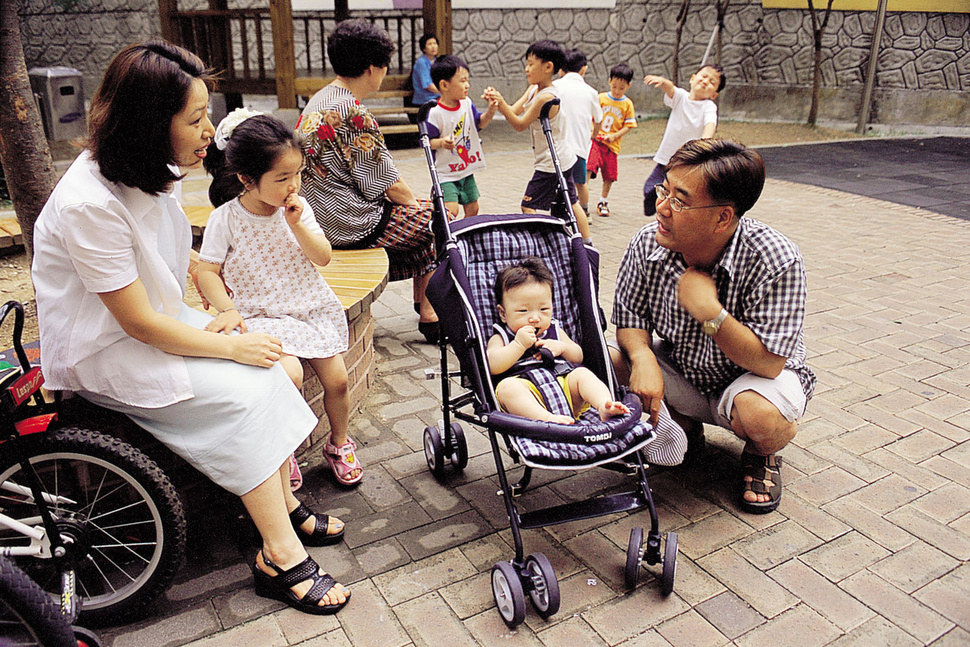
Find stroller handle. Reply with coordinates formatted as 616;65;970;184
416;100;437;137
539;97;560;122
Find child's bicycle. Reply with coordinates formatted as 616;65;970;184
0;300;186;627
0;554;102;646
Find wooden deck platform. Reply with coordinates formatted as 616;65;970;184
0;219;23;248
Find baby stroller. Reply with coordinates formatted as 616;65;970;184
417;100;678;627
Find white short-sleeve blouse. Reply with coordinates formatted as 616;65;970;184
32;152;194;408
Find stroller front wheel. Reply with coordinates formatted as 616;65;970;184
661;532;678;596
625;527;644;590
491;561;526;628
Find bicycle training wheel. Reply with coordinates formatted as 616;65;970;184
0;556;76;647
0;427;186;625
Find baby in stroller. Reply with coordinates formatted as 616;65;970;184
488;257;630;424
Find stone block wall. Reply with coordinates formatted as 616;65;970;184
17;0;969;129
19;0;160;102
453;0;969;126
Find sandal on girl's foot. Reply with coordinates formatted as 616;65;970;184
324;435;363;486
739;453;783;514
288;454;303;492
290;502;344;546
253;552;350;615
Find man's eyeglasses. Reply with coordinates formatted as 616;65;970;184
655;183;730;213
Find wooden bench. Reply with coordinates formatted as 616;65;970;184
0;219;23;249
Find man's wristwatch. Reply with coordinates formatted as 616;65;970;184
701;308;728;336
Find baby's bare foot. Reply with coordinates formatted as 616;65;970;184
599;400;631;421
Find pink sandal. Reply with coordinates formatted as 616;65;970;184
289;454;303;492
324;435;363;486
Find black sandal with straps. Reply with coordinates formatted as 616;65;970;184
739;453;783;514
290;502;345;547
253;552;350;615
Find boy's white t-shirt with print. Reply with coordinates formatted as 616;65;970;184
654;86;718;165
425;98;487;183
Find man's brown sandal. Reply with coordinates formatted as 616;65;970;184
739;453;782;514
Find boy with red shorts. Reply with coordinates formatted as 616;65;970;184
587;63;637;217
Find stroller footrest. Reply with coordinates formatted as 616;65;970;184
518;492;646;529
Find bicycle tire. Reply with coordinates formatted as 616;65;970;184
0;427;186;626
0;556;76;647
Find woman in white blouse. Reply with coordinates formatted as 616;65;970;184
31;41;350;616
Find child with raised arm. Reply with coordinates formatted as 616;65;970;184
487;257;629;424
425;54;497;218
586;63;637;218
199;109;364;490
642;63;724;216
483;40;592;243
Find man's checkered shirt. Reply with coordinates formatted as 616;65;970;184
612;218;816;399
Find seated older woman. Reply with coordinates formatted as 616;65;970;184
298;19;448;343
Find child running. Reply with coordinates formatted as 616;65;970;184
425;54;497;218
487;257;629;424
199;109;363;488
483;40;592;243
587;63;637;218
642;63;724;216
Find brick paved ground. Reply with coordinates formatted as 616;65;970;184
96;127;970;646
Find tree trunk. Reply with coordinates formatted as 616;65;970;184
806;0;834;127
808;35;822;125
715;0;730;65
672;0;691;85
0;0;56;262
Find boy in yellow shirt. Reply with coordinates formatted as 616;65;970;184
587;64;637;217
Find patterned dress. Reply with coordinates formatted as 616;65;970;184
199;197;348;359
297;84;442;282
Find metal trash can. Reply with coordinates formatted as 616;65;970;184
28;66;86;141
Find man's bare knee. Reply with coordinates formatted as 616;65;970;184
731;390;796;454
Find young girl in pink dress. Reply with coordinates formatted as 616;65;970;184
199;109;364;488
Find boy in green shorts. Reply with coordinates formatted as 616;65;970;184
425;54;497;217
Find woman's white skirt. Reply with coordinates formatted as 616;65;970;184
80;306;318;496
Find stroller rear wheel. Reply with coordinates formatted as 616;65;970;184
625;527;644;590
423;424;468;477
661;532;678;596
524;553;560;619
491;561;526;628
